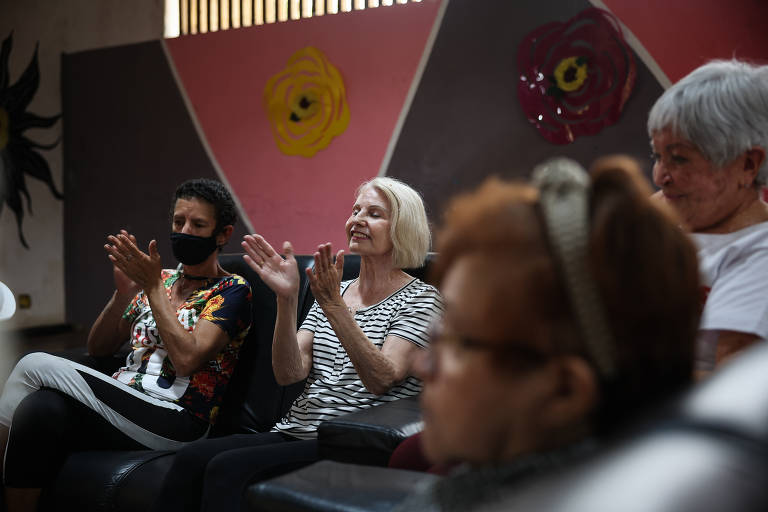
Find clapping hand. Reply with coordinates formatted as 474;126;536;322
105;230;162;293
306;243;344;309
242;235;300;299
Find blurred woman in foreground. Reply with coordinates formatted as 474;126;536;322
398;157;701;511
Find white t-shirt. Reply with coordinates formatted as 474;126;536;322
691;221;768;370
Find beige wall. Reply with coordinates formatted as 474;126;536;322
0;0;164;329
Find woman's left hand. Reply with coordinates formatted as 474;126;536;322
105;230;163;292
306;243;345;309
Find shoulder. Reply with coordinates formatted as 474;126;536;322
206;274;253;302
695;224;768;274
399;279;442;304
385;278;443;316
222;273;251;289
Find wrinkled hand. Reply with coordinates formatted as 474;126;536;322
104;230;163;292
306;243;344;309
242;234;300;299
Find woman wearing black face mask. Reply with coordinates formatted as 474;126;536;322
0;179;252;511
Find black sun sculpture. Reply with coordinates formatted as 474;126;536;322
0;32;62;249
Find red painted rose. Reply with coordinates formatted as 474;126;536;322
517;8;636;144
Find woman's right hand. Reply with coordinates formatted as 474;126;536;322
242;235;299;299
108;230;141;299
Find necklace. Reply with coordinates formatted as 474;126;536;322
179;264;225;281
181;272;214;281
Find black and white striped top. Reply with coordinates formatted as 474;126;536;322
272;278;443;439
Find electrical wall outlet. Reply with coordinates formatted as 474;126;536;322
18;294;31;309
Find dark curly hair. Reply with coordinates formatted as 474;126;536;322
172;178;237;234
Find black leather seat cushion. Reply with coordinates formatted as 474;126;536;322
247;460;438;512
318;396;422;466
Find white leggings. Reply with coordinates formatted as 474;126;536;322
0;352;209;450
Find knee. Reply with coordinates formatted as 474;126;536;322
202;451;250;506
12;389;81;436
204;452;233;484
13;352;60;379
169;441;217;476
5;390;85;487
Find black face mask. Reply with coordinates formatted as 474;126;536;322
170;232;219;265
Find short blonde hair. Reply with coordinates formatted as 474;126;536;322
357;177;430;268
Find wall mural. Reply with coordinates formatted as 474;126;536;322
517;8;636;145
0;32;61;248
61;0;767;326
264;46;350;158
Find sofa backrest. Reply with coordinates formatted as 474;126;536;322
211;253;313;435
213;252;436;437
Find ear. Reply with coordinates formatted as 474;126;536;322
216;225;234;247
742;147;766;187
537;356;599;435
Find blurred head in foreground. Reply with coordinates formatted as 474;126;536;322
417;156;700;465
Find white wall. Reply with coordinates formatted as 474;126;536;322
0;0;164;329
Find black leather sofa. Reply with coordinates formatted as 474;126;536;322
248;342;768;512
34;252;432;511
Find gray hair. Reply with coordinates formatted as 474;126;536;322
647;59;768;185
357;177;431;269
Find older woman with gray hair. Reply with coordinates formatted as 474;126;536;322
648;59;768;376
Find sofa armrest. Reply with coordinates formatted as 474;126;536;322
317;396;422;466
247;460;438;512
40;450;174;512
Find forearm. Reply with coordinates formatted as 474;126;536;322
323;303;400;395
87;291;133;356
145;283;200;376
272;296;307;385
715;330;762;367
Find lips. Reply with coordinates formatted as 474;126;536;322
350;230;370;240
662;190;686;201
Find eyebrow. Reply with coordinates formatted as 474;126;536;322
353;203;389;213
173;214;210;224
665;143;696;151
650;142;697;152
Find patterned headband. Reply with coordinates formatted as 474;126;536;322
532;157;617;379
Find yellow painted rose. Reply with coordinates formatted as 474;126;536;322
264;47;350;157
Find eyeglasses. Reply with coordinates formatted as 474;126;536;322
424;321;551;376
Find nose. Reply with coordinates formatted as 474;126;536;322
652;161;672;187
181;221;194;235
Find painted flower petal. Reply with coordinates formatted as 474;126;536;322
0;33;12;92
5;43;40;113
14;111;61;132
7;143;62;199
